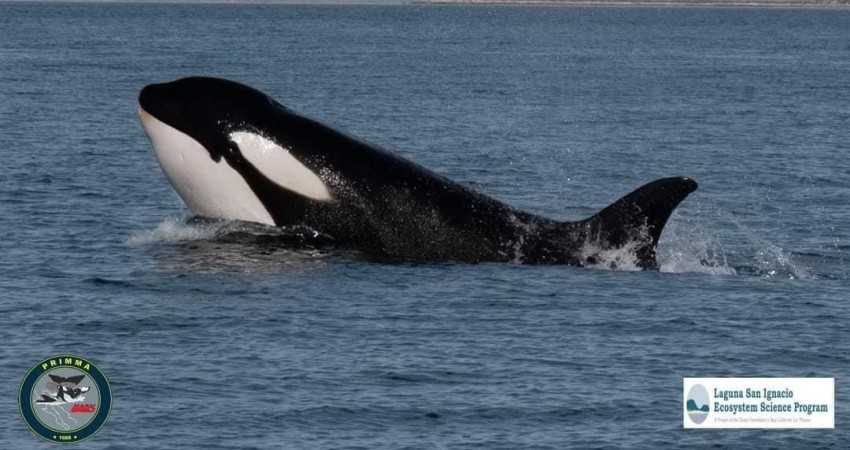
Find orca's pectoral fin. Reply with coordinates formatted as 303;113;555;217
579;177;698;270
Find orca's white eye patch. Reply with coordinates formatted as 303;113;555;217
229;131;333;202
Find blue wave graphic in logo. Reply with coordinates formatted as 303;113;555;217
687;384;709;424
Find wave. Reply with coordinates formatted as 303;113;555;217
128;212;842;279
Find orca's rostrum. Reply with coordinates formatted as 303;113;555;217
139;77;697;269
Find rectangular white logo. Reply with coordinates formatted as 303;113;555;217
683;378;834;428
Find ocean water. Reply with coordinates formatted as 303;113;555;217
1;3;849;448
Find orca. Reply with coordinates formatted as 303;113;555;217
36;375;90;403
139;77;697;269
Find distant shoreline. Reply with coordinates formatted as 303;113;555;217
415;0;850;6
3;0;849;5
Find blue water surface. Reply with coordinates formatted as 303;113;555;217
0;4;848;448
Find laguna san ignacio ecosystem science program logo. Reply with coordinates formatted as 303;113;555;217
19;355;112;444
686;383;710;424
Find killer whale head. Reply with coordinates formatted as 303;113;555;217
139;77;281;161
139;77;332;226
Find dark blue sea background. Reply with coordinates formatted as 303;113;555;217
1;3;848;448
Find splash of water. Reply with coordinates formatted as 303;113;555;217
656;203;813;279
580;239;645;272
657;223;737;276
125;217;226;246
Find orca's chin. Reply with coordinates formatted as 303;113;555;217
138;107;276;226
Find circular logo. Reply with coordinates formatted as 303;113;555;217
686;383;710;424
19;355;112;444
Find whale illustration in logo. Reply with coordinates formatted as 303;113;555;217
139;77;697;269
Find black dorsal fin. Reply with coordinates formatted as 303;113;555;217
578;177;698;269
